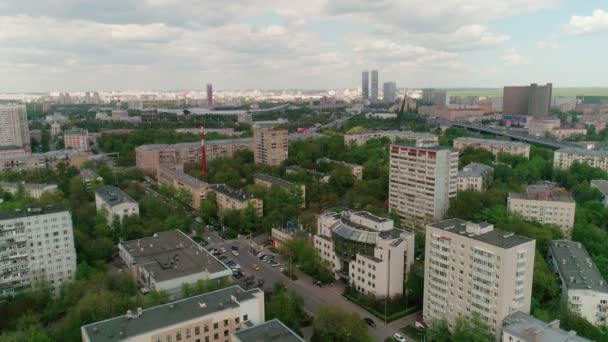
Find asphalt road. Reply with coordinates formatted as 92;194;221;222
205;233;419;342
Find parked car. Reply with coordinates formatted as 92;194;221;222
218;255;227;260
252;264;260;271
231;246;239;251
220;247;227;253
364;318;376;328
271;262;280;267
314;280;324;287
392;333;406;342
231;250;239;256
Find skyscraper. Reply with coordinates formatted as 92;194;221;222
371;70;379;102
361;71;369;100
383;81;397;104
503;83;552;116
206;83;213;107
0;104;30;151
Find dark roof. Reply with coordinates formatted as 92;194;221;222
285;165;328;178
0;205;67;221
232;319;305;342
95;186;137;206
209;184;256;201
82;285;262;342
509;183;574;203
119;230;230;281
254;173;294;189
428;218;533;249
557;147;608;157
549;240;608;293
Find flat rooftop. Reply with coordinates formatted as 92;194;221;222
0;205;67;221
590;179;608;195
81;285;261;342
160;167;209;188
254;173;294;189
232;319;304;342
353;211;389;223
454;136;530;148
557;147;608;157
392;142;454;151
137;138;253;151
549;240;608;293
120;230;230;281
209;184;256;201
509;183;574;203
286;165;328;177
0;182;57;191
428;218;533;249
503;311;589;342
95;186;137;206
458;162;493;178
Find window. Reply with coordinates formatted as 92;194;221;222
195;327;200;335
176;332;182;341
214;333;219;340
235;317;240;324
223;319;228;326
204;325;209;332
224;330;229;337
243;314;248;321
214;323;218;329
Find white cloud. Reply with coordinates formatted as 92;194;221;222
566;9;608;35
502;48;529;66
536;39;560;49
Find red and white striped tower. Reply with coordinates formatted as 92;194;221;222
200;120;208;176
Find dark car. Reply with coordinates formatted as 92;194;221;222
218;255;227;260
231;246;239;251
364;318;376;328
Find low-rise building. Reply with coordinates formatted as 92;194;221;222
549;240;608;327
95;186;140;224
456;163;493;192
80;168;102;187
285;165;331;183
319;158;363;180
590;179;608;207
63;128;90;151
551;126;587;140
502;311;590;342
209;184;263;217
81;285;264;342
344;130;439;146
418;105;487;122
554;148;608;173
0;149;91;173
0;206;77;297
453;137;531;159
424;219;536;338
232;319;304;342
314;209;415;298
528;117;561;137
0;182;58;198
253;173;305;207
118;230;233;297
508;183;575;238
158;167;210;209
270;226;309;249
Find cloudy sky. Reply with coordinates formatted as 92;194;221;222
0;0;607;92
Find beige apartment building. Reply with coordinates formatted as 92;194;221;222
508;183;575;238
253;128;288;166
209;184;263;217
64;128;90;151
388;143;458;229
314;209;415;298
456;163;493;192
453;137;530;159
553;147;608;173
0;149;91;173
81;285;265;342
424;219;536;338
135;138;253;176
158;166;210;209
0;104;30;151
344;130;439;146
549;240;608;327
253;173;305;207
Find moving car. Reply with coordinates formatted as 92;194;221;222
364;318;376;328
393;333;406;342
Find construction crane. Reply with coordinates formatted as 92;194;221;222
396;88;408;131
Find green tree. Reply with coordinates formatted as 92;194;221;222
451;313;494;342
266;283;305;334
311;305;372;342
426;318;451;342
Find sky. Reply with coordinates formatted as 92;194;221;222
0;0;607;92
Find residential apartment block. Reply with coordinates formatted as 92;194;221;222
0;149;91;173
253;173;305;207
424;219;535;337
0;206;77;297
158;166;210;209
457;163;493;192
81;285;264;342
0;182;58;199
503;83;552;117
232;319;304;342
388;143;458;229
63;128;90;151
95;186;140;224
314;209;415;298
554;148;608;173
285;165;330;183
453;137;531;159
209;184;263;217
253;128;288;166
508;183;575;238
344;130;439;147
319;158;363;180
549;240;608;327
118;230;232;297
502;311;590;342
0;104;30;151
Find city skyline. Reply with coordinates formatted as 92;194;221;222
0;1;607;92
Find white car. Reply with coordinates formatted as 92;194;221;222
231;250;239;256
220;247;227;253
392;333;406;342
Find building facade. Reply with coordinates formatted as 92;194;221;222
344;130;439;147
424;219;536;337
0;206;77;297
314;209;415;298
64;128;90;151
508;183;575;239
0;182;58;199
502;311;590;342
590;179;608;207
383;81;397;104
253;128;288;166
549;240;608;327
253;173;305;207
453;137;531;159
0;104;30;151
95;186;140;224
554;148;608;173
209;184;263;216
456;163;493;192
158;167;210;209
503;83;552;117
371;70;379;103
389;143;458;229
361;71;369;100
0;149;91;173
319;158;363;180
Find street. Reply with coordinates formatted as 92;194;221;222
204;231;419;342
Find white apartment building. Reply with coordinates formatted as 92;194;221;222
388;143;458;229
549;240;608;327
502;311;590;342
0;182;58;199
0;206;77;297
82;285;265;342
314;209;415;298
424;219;536;338
453;137;531;159
457;163;493;192
508;183;575;239
554;147;608;173
95;186;140;224
0;104;30;151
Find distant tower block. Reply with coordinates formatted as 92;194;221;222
206;84;213;107
200;121;208;176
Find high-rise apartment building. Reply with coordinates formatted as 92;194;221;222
383;81;397;104
0;206;77;297
0;104;30;151
388;143;458;229
361;71;369;100
253;128;288;166
503;83;552;116
424;219;536;337
371;70;379;102
207;83;213;107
